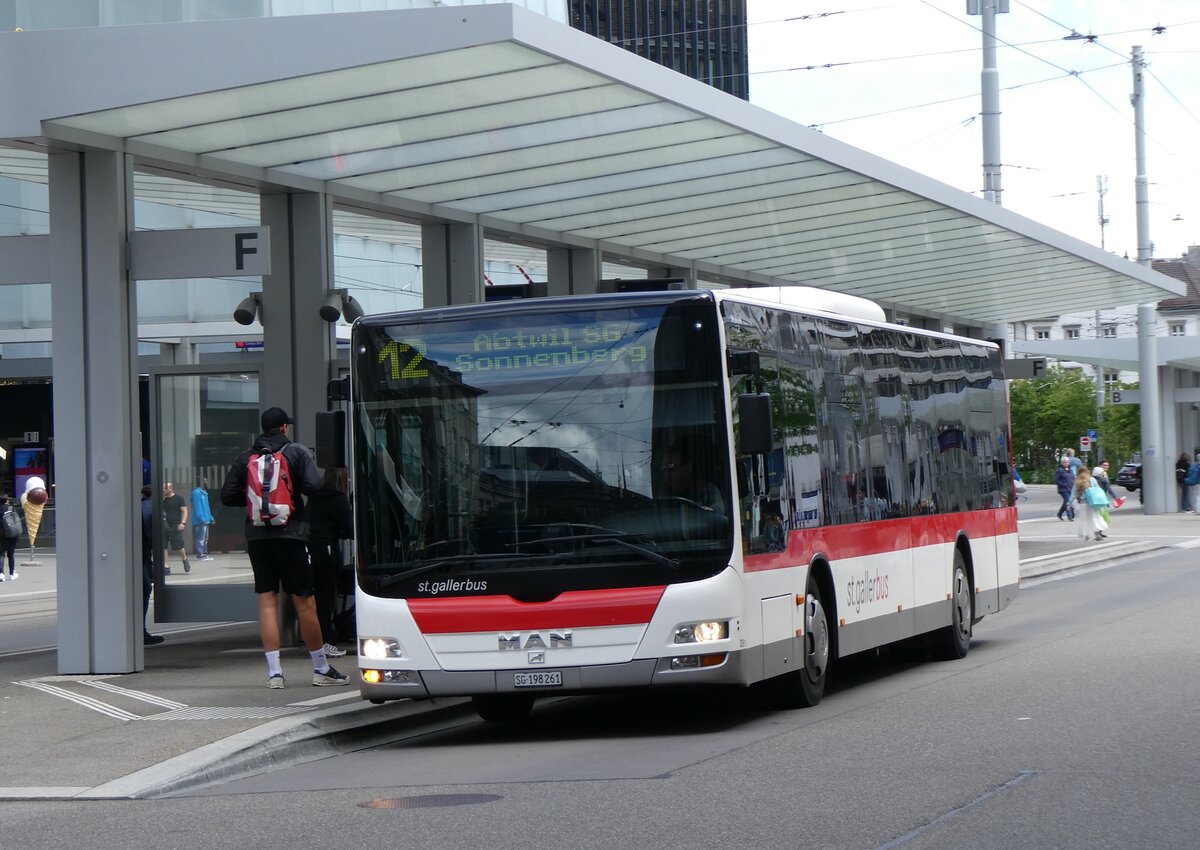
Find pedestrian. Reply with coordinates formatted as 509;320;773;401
191;477;215;561
306;466;353;658
1091;460;1121;529
0;494;20;581
1065;448;1083;477
1074;468;1109;542
1054;457;1076;521
161;481;191;575
219;407;348;689
1176;452;1194;513
1187;454;1200;513
140;486;164;645
1092;460;1120;502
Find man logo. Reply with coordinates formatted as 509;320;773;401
499;631;572;650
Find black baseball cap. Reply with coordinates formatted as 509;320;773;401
261;407;293;431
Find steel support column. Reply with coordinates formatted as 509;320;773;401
260;192;335;446
547;246;601;296
1138;303;1164;514
49;149;141;674
421;222;484;307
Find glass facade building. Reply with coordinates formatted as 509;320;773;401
569;0;749;99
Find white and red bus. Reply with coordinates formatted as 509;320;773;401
349;287;1018;720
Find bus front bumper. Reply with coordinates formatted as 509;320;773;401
359;648;752;702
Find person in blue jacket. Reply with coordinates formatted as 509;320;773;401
1055;456;1076;521
191;477;215;561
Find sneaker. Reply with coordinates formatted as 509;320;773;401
0;574;5;582
143;632;165;646
200;555;214;561
8;572;16;580
267;674;286;689
164;566;171;575
183;560;192;574
322;643;347;658
312;666;350;687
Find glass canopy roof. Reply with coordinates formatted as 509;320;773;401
4;5;1182;325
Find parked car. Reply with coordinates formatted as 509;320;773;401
1116;462;1142;492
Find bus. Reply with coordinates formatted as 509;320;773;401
348;286;1018;720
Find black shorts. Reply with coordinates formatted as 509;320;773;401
247;539;314;597
166;528;186;551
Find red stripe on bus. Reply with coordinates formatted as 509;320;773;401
408;585;668;633
745;507;1017;572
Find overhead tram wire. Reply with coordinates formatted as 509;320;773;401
802;65;1120;130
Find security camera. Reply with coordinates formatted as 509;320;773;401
233;292;262;326
319;289;365;323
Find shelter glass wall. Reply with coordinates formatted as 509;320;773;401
151;370;259;591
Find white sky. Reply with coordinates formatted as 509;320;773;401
746;0;1200;261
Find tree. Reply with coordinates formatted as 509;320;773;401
1009;367;1099;481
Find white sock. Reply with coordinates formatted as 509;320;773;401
310;648;329;674
265;650;282;678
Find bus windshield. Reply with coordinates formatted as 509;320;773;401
351;295;732;601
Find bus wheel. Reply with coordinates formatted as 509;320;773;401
473;694;535;722
768;576;829;709
797;578;830;706
934;552;972;660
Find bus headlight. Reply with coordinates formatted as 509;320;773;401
360;637;404;659
673;621;728;644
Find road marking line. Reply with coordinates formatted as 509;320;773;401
83;680;187;710
16;681;141;722
290;691;362;707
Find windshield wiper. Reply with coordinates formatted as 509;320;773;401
524;532;680;570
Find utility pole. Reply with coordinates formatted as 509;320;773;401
968;0;1009;204
1132;46;1152;266
1095;177;1109;462
1131;44;1164;514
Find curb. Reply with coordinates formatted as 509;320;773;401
1019;540;1160;580
78;695;472;800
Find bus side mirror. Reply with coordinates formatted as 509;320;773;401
738;393;773;455
315;410;346;468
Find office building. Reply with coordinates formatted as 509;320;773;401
569;0;748;98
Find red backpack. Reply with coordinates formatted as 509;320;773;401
247;449;295;527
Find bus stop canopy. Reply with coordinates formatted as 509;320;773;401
0;4;1183;325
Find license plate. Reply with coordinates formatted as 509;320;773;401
513;670;562;688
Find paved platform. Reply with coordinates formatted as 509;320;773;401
0;487;1195;801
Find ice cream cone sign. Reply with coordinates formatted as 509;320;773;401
21;476;47;546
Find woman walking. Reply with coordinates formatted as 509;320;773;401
1074;468;1109;542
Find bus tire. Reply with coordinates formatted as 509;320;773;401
473;694;535;722
769;575;830;709
934;551;972;660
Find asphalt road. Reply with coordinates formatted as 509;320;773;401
3;543;1196;850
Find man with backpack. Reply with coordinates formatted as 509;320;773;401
220;407;349;689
